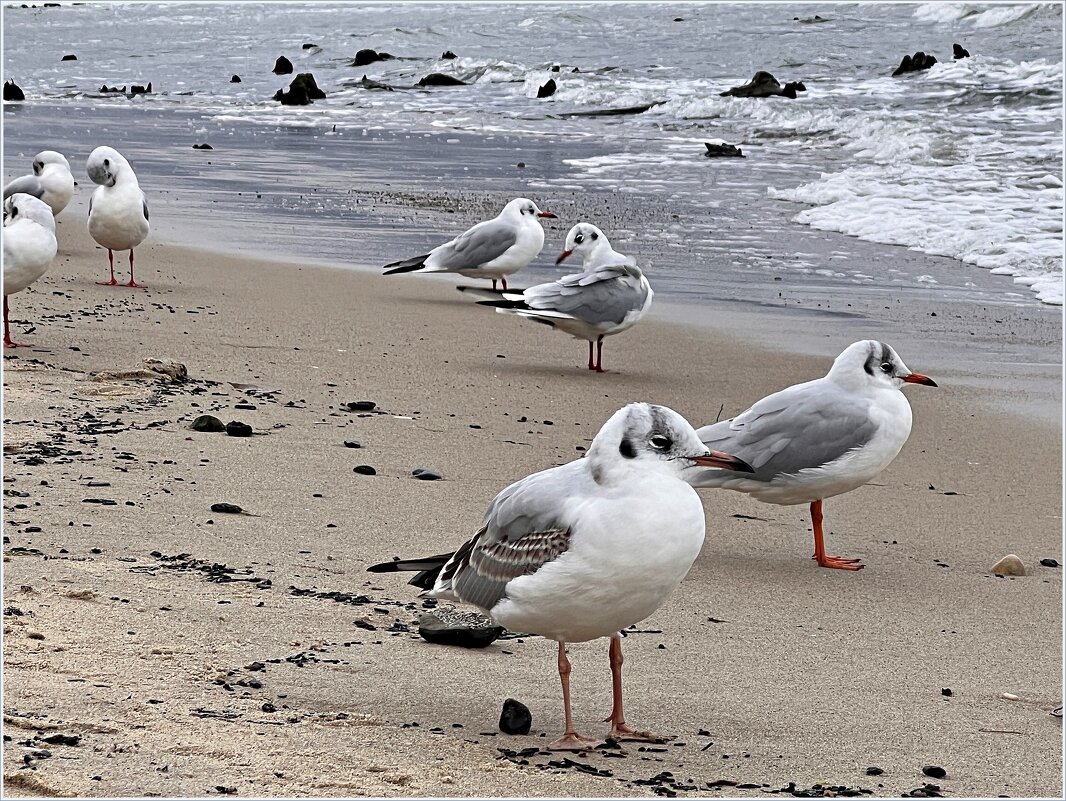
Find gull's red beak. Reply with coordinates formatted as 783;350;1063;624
692;449;754;473
902;372;937;387
555;249;573;265
537;210;557;219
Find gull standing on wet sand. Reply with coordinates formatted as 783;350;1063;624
3;194;58;348
463;222;653;372
3;150;76;216
382;197;556;290
86;146;150;288
689;340;937;570
369;402;752;750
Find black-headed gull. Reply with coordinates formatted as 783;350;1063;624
690;340;937;570
86;146;150;288
383;197;557;290
3;151;75;216
3;194;58;349
369;402;752;750
464;223;653;372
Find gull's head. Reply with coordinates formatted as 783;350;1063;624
829;340;937;391
556;222;612;265
502;197;557;221
87;146;133;188
33;151;72;176
587;402;753;483
4;193;57;233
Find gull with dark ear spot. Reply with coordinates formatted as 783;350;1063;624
382;197;557;291
3;194;58;348
86;146;150;288
368;402;751;750
689;340;936;570
461;223;654;372
3;151;75;216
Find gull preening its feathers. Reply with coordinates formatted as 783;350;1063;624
86;146;150;288
3;151;76;216
690;340;937;570
3;194;58;348
369;402;752;750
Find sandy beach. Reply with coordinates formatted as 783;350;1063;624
2;207;1062;798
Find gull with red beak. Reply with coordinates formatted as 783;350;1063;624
463;222;653;372
369;402;752;750
689;340;937;570
383;197;557;290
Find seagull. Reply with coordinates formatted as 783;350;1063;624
86;146;150;288
689;340;937;570
368;402;752;750
3;151;76;216
463;222;653;372
383;197;557;290
3;194;58;349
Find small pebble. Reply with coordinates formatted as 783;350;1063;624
1039;558;1059;568
941;688;953;697
499;698;532;735
922;765;947;779
412;468;443;481
346;401;376;411
991;554;1025;576
210;503;243;514
343;440;362;449
866;767;884;776
354;465;377;476
225;420;253;437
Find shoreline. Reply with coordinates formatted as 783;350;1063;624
2;221;1062;798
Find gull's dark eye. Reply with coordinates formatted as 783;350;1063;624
103;158;110;166
650;434;672;450
590;232;599;240
526;206;534;215
880;362;894;374
574;233;584;244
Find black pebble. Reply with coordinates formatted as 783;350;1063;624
61;54;77;61
225;421;253;437
230;74;242;83
1040;558;1060;567
261;702;276;713
354;465;377;476
941;688;953;697
346;401;376;411
922;765;947;779
210;503;243;514
192;143;213;150
42;733;80;746
412;468;443;481
273;56;293;75
499;698;532;735
343;440;362;449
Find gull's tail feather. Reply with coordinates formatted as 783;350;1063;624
367;552;454;590
383;254;430;275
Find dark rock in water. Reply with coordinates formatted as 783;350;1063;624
302;42;318;50
441;50;457;60
1040;557;1060;567
273;73;325;106
796;14;829;23
192;143;213;150
704;142;744;158
418;72;467;87
225;420;253;437
346;400;377;411
230;74;242;83
564;103;655;117
290;72;326;99
343;440;362;449
418;609;504;648
922;766;947;779
412;468;443;481
189;414;226;432
100;84;125;93
273;56;294;75
893;51;938;76
353;465;377;476
350;48;394;67
130;82;152;95
537;78;557;99
784;80;806;93
721;71;800;99
210;503;243;514
355;74;394;91
499;698;532;735
953;43;970;59
4;80;25;101
61;54;77;61
550;64;561;72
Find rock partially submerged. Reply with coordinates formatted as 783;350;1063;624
892;51;938;76
418;72;467;87
704;141;744;158
273;56;294;75
4;80;25;101
537;78;557;98
130;82;152;95
441;50;458;60
350;48;394;67
953;43;970;59
418;609;504;648
230;74;242;83
353;74;394;91
273;73;326;105
721;71;804;99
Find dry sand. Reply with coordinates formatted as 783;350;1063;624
2;220;1062;798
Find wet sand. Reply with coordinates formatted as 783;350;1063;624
2;216;1062;798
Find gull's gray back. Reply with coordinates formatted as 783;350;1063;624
434;218;518;269
3;175;43;201
526;264;649;326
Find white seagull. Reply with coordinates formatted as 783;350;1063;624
3;194;58;349
689;340;937;570
465;223;653;372
368;402;752;750
3;151;76;216
383;197;557;290
86;146;150;287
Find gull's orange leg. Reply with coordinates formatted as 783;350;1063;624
124;249;146;288
97;248;119;286
547;642;604;751
603;634;668;742
811;499;864;570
